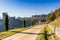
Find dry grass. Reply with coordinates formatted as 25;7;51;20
50;16;60;27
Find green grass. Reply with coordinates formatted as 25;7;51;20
53;34;60;40
37;26;53;40
0;26;34;39
37;25;60;40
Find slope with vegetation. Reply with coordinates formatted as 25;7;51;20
37;25;60;40
50;16;60;27
47;8;60;23
47;8;60;27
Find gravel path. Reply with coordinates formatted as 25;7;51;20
2;25;44;40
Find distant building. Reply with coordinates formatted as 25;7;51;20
8;17;15;29
32;14;47;22
0;19;5;32
0;14;47;32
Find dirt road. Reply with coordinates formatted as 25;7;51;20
2;25;44;40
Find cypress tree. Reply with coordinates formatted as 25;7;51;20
3;13;9;31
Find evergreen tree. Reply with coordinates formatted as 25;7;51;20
3;12;9;31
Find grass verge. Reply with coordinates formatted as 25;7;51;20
0;25;35;39
37;25;60;40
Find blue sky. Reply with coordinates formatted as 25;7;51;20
0;0;60;18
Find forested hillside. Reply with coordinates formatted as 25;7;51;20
47;8;60;27
50;16;60;27
47;8;60;23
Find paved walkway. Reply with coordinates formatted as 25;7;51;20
2;25;44;40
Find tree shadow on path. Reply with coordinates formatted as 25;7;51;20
19;32;44;35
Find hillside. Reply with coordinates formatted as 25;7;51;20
50;16;60;27
47;8;60;23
